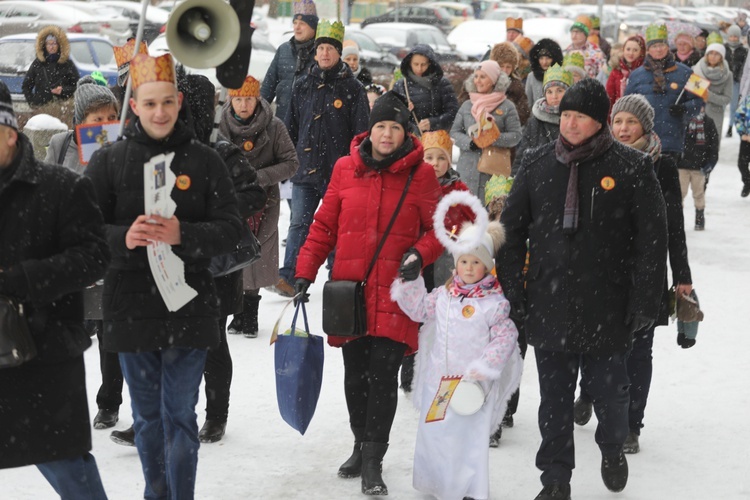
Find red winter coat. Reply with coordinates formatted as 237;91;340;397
606;55;645;111
295;132;442;353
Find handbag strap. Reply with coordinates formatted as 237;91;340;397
290;300;310;335
363;164;418;285
57;130;74;165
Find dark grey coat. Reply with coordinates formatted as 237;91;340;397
260;37;316;121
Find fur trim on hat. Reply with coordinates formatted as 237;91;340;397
36;25;70;63
464;68;511;94
490;42;519;69
434;190;488;256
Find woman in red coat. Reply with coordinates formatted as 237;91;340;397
606;35;646;111
294;91;442;496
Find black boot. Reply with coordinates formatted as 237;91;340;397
227;314;243;335
199;419;227;443
695;209;705;231
727;125;733;138
110;426;135;447
601;450;628;492
573;395;593;426
742;183;750;198
623;431;640;454
361;442;388;495
534;484;571;500
338;426;365;478
242;295;261;338
489;425;502;448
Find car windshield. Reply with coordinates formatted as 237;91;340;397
412;29;449;47
0;41;36;72
70;41;94;65
346;32;382;53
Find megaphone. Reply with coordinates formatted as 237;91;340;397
166;0;241;69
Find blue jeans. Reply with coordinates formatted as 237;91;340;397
120;348;207;500
534;347;630;486
36;453;108;500
279;183;327;284
730;80;741;130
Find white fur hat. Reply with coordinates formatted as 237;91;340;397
452;221;505;271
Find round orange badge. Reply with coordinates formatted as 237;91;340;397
462;305;475;318
333;99;343;109
601;176;615;190
670;82;679;90
176;175;191;190
243;140;254;152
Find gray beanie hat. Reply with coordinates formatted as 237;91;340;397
610;94;654;134
728;24;742;38
74;76;118;125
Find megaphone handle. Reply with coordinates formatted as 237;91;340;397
210;86;228;146
117;0;152;139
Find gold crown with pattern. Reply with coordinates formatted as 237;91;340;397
293;0;317;16
315;19;345;44
113;39;149;69
562;51;585;69
421;130;453;157
706;32;723;45
130;53;176;90
543;64;573;88
228;76;261;97
645;24;668;43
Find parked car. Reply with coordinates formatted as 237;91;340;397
0;33;119;112
619;10;666;40
362;22;467;62
344;28;400;76
0;1;128;43
425;2;472;27
96;0;170;44
483;8;538;22
562;5;620;43
51;2;132;45
633;2;691;22
522;17;574;51
446;19;505;60
156;0;270;38
148;32;276;88
360;4;454;34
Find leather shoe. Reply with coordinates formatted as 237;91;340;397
601;450;628;492
93;408;118;429
199;419;227;443
110;426;135;447
269;278;295;297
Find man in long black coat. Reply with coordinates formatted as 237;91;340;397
497;79;668;500
0;80;110;497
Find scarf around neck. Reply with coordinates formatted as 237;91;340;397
629;131;662;163
449;272;500;298
643;52;676;94
408;71;433;89
554;127;614;234
687;113;707;146
470;90;507;122
698;58;728;83
292;38;315;74
358;135;415;171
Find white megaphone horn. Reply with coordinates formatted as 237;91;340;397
166;0;241;69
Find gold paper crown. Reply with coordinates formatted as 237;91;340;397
484;175;514;206
130;53;176;90
543;64;573;88
514;36;533;57
421;130;453;156
506;17;523;32
645;24;668;43
590;15;600;29
293;0;317;16
562;51;585;69
315;19;345;44
113;39;149;69
706;32;723;45
228;76;260;97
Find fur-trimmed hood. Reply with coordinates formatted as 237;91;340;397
529;38;564;81
532;97;561;124
35;25;70;64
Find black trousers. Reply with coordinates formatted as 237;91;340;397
739;140;750;185
504;317;528;417
94;322;123;411
203;316;232;422
342;336;407;443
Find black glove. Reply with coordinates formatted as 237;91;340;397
469;140;481;152
509;300;526;323
398;248;422;281
293;278;312;305
626;313;654;333
668;104;685;118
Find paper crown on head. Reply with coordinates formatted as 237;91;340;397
293;0;317;16
421;130;453;158
228;75;260;97
571;15;592;36
130;53;176;90
484;175;514;206
316;19;345;43
562;51;585;69
645;24;668;44
506;17;523;32
543;63;573;89
706;32;723;45
514;36;533;57
590;15;601;29
113;38;149;69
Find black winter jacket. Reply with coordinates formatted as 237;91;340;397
21;26;79;107
678;113;720;173
512;98;560;175
392;45;460;133
497;135;668;355
726;43;748;83
84;120;243;352
260;37;316;121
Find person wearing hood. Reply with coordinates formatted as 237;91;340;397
724;24;747;137
22;25;80;108
342;40;373;86
526;38;564;105
489;42;530;126
451;61;522;202
692;42;733;146
606;35;645;110
293;91;443;496
273;20;370;297
260;0;319;121
392;44;460;134
672;32;701;68
564;15;606;79
513;64;572;175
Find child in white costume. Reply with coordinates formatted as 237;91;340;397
391;190;523;500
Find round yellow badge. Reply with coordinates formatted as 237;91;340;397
333;99;343;109
601;176;615;191
243;140;254;152
176;175;191;190
670;82;679;90
462;305;475;318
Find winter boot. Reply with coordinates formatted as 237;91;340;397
573;395;593;426
727;125;733;138
227;314;243;335
534;484;571;500
199;419;227;443
242;295;261;338
623;431;640;454
695;209;705;231
93;408;118;429
489;425;502;448
338;426;365;478
742;183;750;198
110;426;135;447
361;442;389;495
601;450;628;492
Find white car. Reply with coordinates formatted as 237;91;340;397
447;20;505;61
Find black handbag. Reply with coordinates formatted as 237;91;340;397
322;165;417;337
209;222;261;278
0;295;37;369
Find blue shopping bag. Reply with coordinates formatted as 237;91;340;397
274;301;324;435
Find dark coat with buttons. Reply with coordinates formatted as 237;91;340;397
496;134;668;355
285;60;370;189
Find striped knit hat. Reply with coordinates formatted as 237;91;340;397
0;80;18;130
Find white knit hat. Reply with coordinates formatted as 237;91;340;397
706;43;726;59
451;221;505;271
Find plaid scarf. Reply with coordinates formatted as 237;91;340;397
449;273;501;299
687;113;706;146
554;128;614;234
630;131;662;163
643;52;676;95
